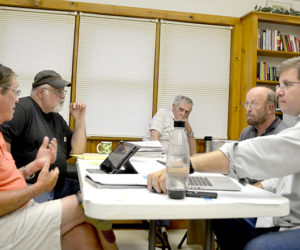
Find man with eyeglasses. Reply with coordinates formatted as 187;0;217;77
0;70;86;203
240;86;286;141
148;56;300;249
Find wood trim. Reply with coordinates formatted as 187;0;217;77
0;0;239;26
152;20;160;116
240;13;259;132
69;13;80;130
242;11;300;25
227;22;242;140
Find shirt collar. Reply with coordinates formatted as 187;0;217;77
250;117;281;135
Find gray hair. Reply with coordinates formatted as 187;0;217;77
265;89;277;109
0;64;15;93
277;56;300;79
173;95;193;107
30;84;50;95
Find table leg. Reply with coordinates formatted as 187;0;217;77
205;219;212;250
149;220;156;250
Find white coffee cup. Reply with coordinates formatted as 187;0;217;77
96;141;112;154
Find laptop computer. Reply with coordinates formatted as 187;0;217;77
187;175;241;191
156;160;241;191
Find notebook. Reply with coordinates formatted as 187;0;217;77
187;175;241;191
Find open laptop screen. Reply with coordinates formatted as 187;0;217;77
100;141;140;174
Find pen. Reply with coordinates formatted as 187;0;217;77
157;160;166;165
186;191;218;199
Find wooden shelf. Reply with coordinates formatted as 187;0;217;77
240;11;300;129
257;49;300;58
256;80;279;86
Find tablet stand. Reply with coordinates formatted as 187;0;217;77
115;160;138;174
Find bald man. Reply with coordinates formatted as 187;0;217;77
240;86;286;140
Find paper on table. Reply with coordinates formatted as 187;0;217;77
85;173;147;188
71;153;107;160
131;140;163;152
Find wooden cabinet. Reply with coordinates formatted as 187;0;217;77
240;11;300;128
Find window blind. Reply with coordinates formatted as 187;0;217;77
76;14;156;137
158;21;232;139
0;7;75;122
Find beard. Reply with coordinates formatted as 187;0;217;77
53;100;64;113
247;109;267;127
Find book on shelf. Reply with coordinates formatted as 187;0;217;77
258;28;300;52
257;61;278;81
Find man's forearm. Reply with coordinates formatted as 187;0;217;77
150;129;160;141
191;150;230;174
71;119;87;154
188;136;197;155
0;183;43;217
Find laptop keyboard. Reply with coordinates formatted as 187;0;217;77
188;176;212;187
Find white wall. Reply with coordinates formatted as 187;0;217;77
68;0;300;17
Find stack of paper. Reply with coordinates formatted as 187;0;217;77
85;173;147;189
130;140;163;157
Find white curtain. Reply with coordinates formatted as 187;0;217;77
0;7;75;122
76;14;156;137
158;21;232;139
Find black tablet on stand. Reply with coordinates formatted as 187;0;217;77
99;141;140;174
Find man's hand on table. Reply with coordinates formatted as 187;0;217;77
147;169;167;194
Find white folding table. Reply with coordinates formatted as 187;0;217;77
76;157;289;250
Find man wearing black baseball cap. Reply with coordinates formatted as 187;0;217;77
0;69;87;202
32;70;72;89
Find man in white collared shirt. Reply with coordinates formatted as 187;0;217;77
148;57;300;250
149;95;196;155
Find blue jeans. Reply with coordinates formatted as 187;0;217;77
245;228;300;250
34;178;80;203
212;218;280;250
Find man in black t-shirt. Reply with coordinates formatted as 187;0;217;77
0;70;87;202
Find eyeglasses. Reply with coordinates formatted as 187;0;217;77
277;81;300;90
4;86;21;96
242;102;258;109
54;89;67;96
45;88;67;96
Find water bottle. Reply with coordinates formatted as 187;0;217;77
204;136;213;153
166;120;190;199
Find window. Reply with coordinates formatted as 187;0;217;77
0;7;75;122
158;21;232;139
76;14;156;137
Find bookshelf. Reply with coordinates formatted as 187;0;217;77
240;11;300;128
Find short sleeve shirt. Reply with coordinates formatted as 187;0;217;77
149;108;174;152
0;97;73;187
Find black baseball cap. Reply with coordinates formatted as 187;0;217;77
32;70;71;89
